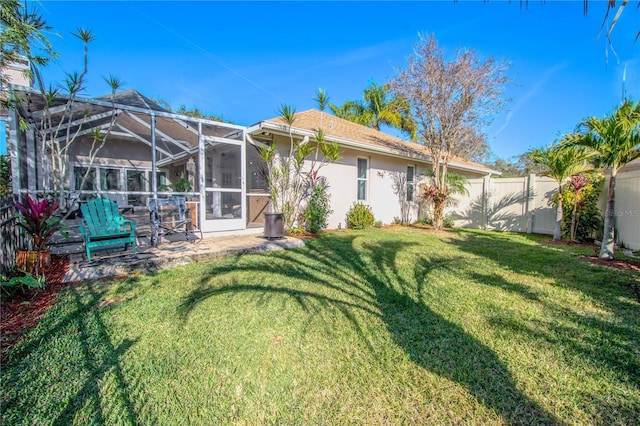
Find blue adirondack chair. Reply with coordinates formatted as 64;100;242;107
79;198;137;261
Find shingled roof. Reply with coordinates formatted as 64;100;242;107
255;109;497;175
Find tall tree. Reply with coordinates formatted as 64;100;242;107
530;143;594;241
0;0;55;110
390;34;510;229
329;82;417;141
563;99;640;259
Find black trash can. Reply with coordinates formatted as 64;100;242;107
263;213;285;239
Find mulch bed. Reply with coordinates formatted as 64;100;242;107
544;239;640;272
1;254;72;360
580;256;640;273
544;240;595;248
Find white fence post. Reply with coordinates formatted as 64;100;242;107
482;175;491;230
526;173;536;233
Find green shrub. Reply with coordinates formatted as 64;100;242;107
443;215;455;228
374;220;383;228
1;271;45;297
415;216;433;226
346;202;375;230
305;182;333;234
561;172;603;242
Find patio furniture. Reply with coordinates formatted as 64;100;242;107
147;197;202;245
79;198;137;261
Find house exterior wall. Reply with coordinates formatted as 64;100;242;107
68;136;152;168
318;148;418;228
1;59;31;87
270;135;491;229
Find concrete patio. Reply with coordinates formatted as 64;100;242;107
49;211;303;283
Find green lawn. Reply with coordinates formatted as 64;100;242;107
2;228;639;425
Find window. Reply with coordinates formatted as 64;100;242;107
101;168;121;191
407;166;415;202
74;166;96;191
357;158;368;201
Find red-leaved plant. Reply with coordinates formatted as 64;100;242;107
11;195;64;252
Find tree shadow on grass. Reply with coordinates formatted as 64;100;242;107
1;280;142;425
178;232;561;424
446;230;640;420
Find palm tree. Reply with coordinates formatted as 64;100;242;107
563;99;640;259
530;143;594;241
329;82;417;141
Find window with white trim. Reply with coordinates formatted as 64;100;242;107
101;168;121;191
407;165;415;202
357;158;368;201
74;166;97;192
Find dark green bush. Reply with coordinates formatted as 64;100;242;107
443;215;455;228
305;183;332;234
346;202;375;230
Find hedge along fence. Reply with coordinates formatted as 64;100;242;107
0;197;23;275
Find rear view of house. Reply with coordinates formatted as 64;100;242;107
7;88;496;236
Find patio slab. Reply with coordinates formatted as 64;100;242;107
60;234;304;283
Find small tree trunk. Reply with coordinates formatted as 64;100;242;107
599;172;616;260
553;190;563;241
433;198;445;230
570;203;578;242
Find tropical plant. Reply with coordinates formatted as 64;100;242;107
390;34;509;229
160;176;191;193
31;31;122;211
442;215;456;229
560;172;604;242
1;270;45;296
530;143;594;241
0;0;55;110
304;173;332;234
329;82;417;140
257;104;341;230
11;195;64;252
3;1;122;213
422;172;469;230
563;99;640;258
345;202;375;230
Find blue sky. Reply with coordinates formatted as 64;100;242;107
34;1;639;160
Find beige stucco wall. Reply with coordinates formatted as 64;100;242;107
2;61;31;87
68;136;152;168
321;149;421;227
271;135;490;229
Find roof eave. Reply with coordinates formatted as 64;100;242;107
251;120;498;175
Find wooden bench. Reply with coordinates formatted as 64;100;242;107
79;198;137;261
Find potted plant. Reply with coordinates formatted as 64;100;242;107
12;195;65;274
256;104;341;239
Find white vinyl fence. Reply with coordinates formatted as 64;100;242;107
604;169;640;250
448;171;640;250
